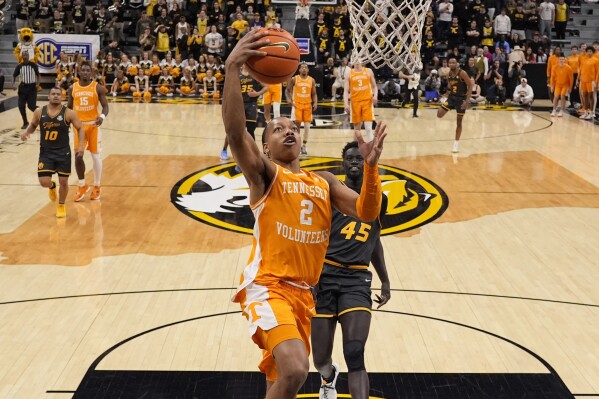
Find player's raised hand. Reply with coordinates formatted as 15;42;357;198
225;29;270;69
355;121;387;166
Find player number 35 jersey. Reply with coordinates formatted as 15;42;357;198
234;164;332;299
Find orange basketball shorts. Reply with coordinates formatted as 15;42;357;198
580;81;594;94
264;85;282;104
350;99;374;124
294;102;313;123
553;85;569;96
74;122;102;153
237;280;315;382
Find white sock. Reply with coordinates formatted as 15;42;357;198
79;179;86;187
91;153;102;186
273;102;281;118
364;122;373;141
303;124;310;143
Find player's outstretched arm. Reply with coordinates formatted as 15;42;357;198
222;29;272;185
319;122;387;221
20;108;42;141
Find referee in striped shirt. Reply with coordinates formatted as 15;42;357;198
13;51;40;129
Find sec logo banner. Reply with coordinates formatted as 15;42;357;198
171;157;448;235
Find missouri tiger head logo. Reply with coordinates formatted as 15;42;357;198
171;157;448;235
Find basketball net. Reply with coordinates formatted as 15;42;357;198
347;0;433;72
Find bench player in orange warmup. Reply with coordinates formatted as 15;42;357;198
222;29;387;399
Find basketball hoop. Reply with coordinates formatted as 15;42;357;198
347;0;433;72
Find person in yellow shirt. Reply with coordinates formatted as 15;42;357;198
554;0;568;40
550;56;573;117
155;24;170;59
231;12;249;39
566;45;580;107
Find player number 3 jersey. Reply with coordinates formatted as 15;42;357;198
234;164;332;299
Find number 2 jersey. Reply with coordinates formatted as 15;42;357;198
234;164;332;300
326;192;387;267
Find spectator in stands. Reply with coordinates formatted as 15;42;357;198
496;35;511;53
334;30;351;61
265;16;281;29
473;5;491;30
317;58;333;100
136;11;153;38
510;32;524;48
224;25;238;59
447;17;462;49
71;0;86;33
465;20;482;47
485;59;505;91
554;0;568;40
140;26;156;52
155;24;170;59
540;34;552;51
528;31;543;54
206;25;225;55
423;15;436;40
51;9;66;33
538;0;555;38
481;19;495;48
494;8;511;37
537;47;548;63
380;78;401;102
109;0;125;42
510;3;526;41
508;60;527;92
508;45;526;70
155;8;171;31
437;0;454;40
486;77;506;104
512;77;534;108
469;77;487;104
231;12;248;39
317;28;333;65
485;0;496;19
15;0;30;32
525;5;539;40
424;69;441;102
313;13;329;42
492;46;506;63
175;15;191;40
331;57;349;101
421;31;437;65
525;46;537;63
35;0;53;33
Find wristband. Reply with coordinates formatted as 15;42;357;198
100;114;106;120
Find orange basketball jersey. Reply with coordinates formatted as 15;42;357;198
293;75;314;104
580;57;598;83
72;81;99;122
234;164;332;299
551;64;573;88
349;67;372;102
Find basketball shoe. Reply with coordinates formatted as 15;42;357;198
90;186;101;200
319;362;339;399
74;184;90;202
56;203;66;218
48;180;57;202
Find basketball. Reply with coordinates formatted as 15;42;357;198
246;28;300;85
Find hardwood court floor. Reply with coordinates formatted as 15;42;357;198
0;98;598;399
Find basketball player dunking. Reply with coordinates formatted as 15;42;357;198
21;87;86;218
222;29;387;399
67;61;109;201
436;57;473;153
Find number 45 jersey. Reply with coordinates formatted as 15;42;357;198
234;164;332;299
326;190;387;267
